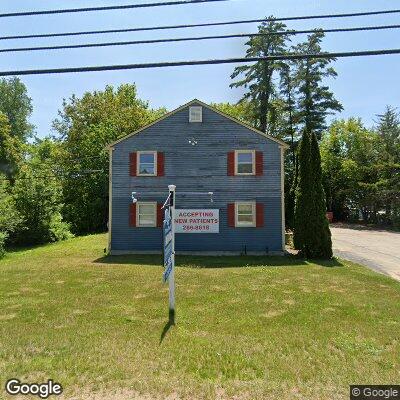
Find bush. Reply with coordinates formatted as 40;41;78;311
49;213;74;242
0;231;7;259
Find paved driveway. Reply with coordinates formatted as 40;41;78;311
331;225;400;281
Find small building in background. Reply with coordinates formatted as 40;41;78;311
107;99;288;255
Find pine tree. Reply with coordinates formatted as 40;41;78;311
230;18;290;135
307;132;332;258
292;31;343;138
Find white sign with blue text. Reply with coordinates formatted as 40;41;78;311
163;209;173;283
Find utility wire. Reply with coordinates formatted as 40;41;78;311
1;9;399;40
1;24;400;54
0;49;399;77
0;0;228;19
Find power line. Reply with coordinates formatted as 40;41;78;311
0;48;399;77
1;9;399;40
1;25;400;54
0;0;228;19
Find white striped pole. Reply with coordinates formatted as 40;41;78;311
168;184;176;324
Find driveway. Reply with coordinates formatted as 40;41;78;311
331;225;400;281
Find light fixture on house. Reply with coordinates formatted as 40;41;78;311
188;138;198;146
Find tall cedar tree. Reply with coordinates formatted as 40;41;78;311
294;131;332;258
230;18;290;135
307;132;332;258
293;132;311;250
292;31;343;138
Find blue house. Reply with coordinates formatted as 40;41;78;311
107;99;288;255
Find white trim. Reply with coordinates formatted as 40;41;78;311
235;201;256;227
107;99;289;149
280;146;286;251
189;106;203;122
107;147;114;253
137;151;157;177
234;150;255;176
136;201;157;227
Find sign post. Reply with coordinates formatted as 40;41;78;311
163;184;176;324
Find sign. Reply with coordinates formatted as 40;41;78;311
163;209;173;283
174;209;219;233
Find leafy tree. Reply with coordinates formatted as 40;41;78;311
11;152;72;245
0;112;24;178
292;31;343;138
230;18;290;135
211;101;256;126
0;77;33;142
52;84;166;234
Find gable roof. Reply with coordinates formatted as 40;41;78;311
108;99;289;149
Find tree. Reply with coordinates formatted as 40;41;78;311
211;101;256;126
230;18;290;135
307;132;332;258
0;77;33;142
52;84;166;234
376;106;400;163
292;31;343;139
293;132;312;251
11;146;73;245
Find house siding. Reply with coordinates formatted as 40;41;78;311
110;102;284;253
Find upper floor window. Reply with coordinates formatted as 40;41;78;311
137;202;157;227
137;151;157;176
189;106;202;123
235;150;255;175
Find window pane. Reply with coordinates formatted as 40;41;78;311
140;154;154;163
139;204;154;215
238;214;253;223
238;204;253;214
237;152;253;164
237;163;253;174
139;153;155;175
139;163;155;175
139;214;155;225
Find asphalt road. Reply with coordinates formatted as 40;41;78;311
331;225;400;281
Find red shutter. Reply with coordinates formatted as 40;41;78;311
157;203;163;227
255;151;263;176
129;152;137;176
256;203;264;227
227;203;235;227
227;151;235;176
129;203;136;227
157;152;165;177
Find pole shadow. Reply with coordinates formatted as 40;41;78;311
159;313;175;344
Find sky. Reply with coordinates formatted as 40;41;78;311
1;0;399;138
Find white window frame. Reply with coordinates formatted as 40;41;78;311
137;151;157;177
235;150;255;176
189;106;203;123
136;202;157;227
235;201;256;227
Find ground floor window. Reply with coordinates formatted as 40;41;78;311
137;202;157;227
235;202;256;227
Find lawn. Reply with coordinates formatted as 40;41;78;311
0;234;399;399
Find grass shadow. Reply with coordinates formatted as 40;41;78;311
94;254;344;269
160;312;175;344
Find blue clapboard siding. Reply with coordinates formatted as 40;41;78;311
110;101;284;253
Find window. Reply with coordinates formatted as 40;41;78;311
137;151;157;176
137;202;157;227
235;150;255;175
189;106;202;123
235;202;256;227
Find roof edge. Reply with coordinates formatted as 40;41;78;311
107;98;289;149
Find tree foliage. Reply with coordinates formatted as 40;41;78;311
52;84;166;234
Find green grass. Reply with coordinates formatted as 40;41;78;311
0;234;399;399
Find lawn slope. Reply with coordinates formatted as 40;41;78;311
0;234;399;399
